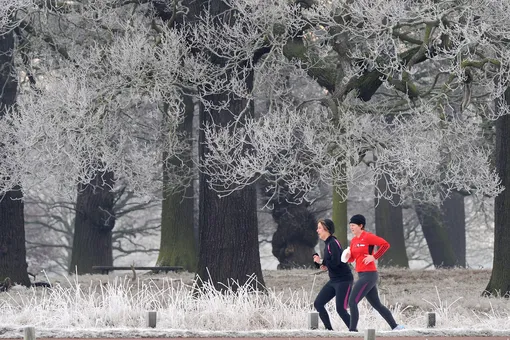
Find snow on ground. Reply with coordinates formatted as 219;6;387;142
0;268;509;338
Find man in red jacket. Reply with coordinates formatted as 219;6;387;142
342;214;404;332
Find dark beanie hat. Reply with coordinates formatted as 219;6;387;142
320;218;335;235
349;214;366;227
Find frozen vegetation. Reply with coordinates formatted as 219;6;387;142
0;268;508;338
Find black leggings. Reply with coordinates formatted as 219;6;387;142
314;279;352;330
348;271;397;331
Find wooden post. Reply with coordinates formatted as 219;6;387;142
427;312;436;328
147;311;157;328
24;327;35;340
307;311;319;329
364;328;375;340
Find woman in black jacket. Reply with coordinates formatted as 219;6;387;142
312;218;353;330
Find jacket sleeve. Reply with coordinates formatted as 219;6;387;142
366;232;390;260
324;239;343;267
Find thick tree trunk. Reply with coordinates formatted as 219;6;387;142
0;186;30;286
375;174;409;268
197;88;264;289
195;0;264;291
441;192;466;267
69;170;115;274
0;30;30;287
414;202;457;268
485;88;510;297
198;170;263;290
271;201;317;269
157;96;197;271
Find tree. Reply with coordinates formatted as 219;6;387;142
485;88;510;297
25;187;160;274
441;192;467;267
269;197;318;269
69;171;115;274
152;1;198;272
157;97;197;271
375;174;409;268
1;1;192;273
0;21;30;286
190;0;272;291
200;0;507;276
414;201;457;268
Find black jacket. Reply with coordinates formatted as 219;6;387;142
323;236;353;282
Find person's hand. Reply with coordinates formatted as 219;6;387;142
320;264;328;271
313;254;321;264
363;254;375;264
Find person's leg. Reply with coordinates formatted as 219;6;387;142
364;278;398;329
348;272;377;331
314;281;336;330
332;280;352;328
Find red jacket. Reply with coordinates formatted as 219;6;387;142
347;231;390;272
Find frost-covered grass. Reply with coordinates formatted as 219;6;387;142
0;268;509;337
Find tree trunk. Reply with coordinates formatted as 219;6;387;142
332;187;348;249
414;202;457;268
0;186;30;286
0;29;30;287
485;88;510;297
195;0;264;291
69;170;115;274
375;174;409;268
441;192;466;267
198;170;264;290
271;201;317;269
197;90;264;290
157;96;197;271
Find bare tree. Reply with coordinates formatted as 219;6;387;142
24;187;160;274
0;1;192;274
200;1;510;287
0;0;33;286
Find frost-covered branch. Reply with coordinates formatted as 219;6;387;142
0;0;30;33
0;2;195;197
201;0;509;205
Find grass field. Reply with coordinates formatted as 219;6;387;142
0;267;508;335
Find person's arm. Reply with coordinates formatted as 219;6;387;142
366;233;390;260
325;239;343;267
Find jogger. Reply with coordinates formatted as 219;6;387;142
343;214;404;331
313;218;353;330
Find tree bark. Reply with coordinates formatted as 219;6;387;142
198;167;264;290
0;29;30;286
441;192;466;267
375;174;409;268
332;186;348;249
195;0;264;291
69;170;115;274
485;88;510;297
157;96;197;271
414;202;457;268
270;201;317;269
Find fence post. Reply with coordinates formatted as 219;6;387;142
364;328;376;340
427;312;436;328
147;311;157;328
24;327;35;340
307;311;318;329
